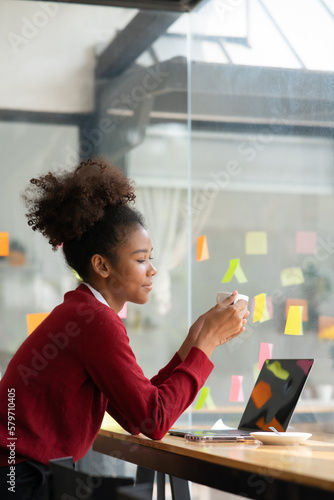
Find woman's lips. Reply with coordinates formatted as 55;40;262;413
142;283;153;291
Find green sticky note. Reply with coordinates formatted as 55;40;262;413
206;393;216;410
222;258;248;284
195;387;209;409
194;387;216;410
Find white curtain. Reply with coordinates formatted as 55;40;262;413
136;186;214;315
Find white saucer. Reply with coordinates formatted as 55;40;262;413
250;432;312;445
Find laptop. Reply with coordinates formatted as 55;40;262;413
169;358;314;440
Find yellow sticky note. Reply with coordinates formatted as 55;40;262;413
222;258;248;284
26;313;49;335
245;231;267;255
284;306;303;335
0;232;9;256
286;299;308;321
260;296;272;323
253;293;266;322
194;386;216;410
196;235;209;262
281;267;304;287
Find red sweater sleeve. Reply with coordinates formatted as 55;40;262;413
83;308;213;440
150;352;182;387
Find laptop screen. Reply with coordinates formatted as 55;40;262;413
238;359;314;432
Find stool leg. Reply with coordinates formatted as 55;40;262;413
136;466;155;485
169;476;191;500
157;472;166;500
135;466;154;499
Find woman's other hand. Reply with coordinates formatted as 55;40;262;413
193;296;249;358
178;291;247;360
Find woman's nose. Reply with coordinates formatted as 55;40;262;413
149;262;158;276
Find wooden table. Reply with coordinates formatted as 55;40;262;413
93;427;334;500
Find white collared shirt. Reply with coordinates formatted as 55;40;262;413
83;282;110;308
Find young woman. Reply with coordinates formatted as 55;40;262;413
0;158;248;499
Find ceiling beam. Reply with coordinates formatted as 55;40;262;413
95;11;181;79
0;109;91;125
37;0;203;12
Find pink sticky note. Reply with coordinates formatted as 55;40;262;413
229;375;244;402
118;303;127;319
296;231;317;254
258;343;273;370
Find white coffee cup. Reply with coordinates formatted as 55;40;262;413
315;384;333;402
216;292;249;304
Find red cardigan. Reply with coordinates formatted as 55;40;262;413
0;284;213;465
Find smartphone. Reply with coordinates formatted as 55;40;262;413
184;433;255;443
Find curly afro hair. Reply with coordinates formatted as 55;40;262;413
23;157;145;279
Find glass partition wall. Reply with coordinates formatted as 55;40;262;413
188;0;334;436
1;0;334;496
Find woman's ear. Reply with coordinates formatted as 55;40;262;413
90;254;111;278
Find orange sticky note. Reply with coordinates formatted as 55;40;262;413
0;232;9;256
26;313;49;335
258;343;273;370
196;235;209;261
296;231;317;254
229;375;244;402
285;299;308;322
284;306;303;335
318;316;334;339
118;302;127;319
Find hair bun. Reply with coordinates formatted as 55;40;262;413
23;157;136;248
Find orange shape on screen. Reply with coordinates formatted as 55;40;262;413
318;316;334;339
251;380;272;409
285;299;308;322
0;232;9;256
26;313;49;335
255;416;284;432
196;235;209;261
